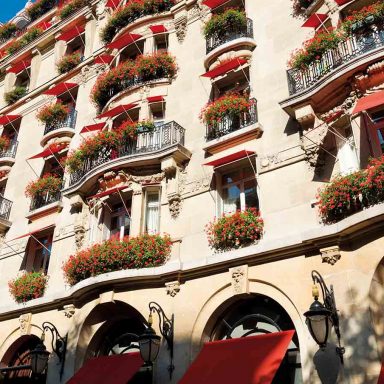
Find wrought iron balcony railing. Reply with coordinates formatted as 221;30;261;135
287;23;384;96
69;121;185;186
0;195;12;221
29;182;63;211
0;140;18;159
43;108;77;136
206;18;254;54
206;98;258;141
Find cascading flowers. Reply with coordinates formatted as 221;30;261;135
56;51;82;74
8;271;49;303
59;0;88;19
25;173;62;199
36;102;69;126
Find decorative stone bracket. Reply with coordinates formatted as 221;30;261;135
19;313;32;335
229;265;249;295
63;304;76;319
165;281;181;297
320;245;341;265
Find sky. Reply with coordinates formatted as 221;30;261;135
0;0;29;23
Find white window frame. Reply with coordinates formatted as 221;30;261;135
143;187;161;234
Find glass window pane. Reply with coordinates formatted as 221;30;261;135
145;192;160;234
222;170;241;185
244;180;259;210
223;184;241;213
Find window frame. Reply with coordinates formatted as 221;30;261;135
142;187;161;235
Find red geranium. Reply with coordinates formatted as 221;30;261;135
9;271;48;303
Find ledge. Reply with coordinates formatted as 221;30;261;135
0;157;16;167
26;200;63;222
0;217;12;232
40;127;75;147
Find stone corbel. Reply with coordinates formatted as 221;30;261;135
320;246;341;265
174;13;188;43
63;304;76;319
165;281;181;297
69;194;85;211
162;157;183;218
19;313;32;335
229;265;249;295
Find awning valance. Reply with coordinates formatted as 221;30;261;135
302;13;328;28
29;143;68;160
80;122;106;134
149;25;168;34
147;96;164;103
179;331;295;384
334;0;352;5
10;224;55;241
204;150;255;167
67;352;143;384
107;33;142;50
88;186;127;200
94;54;114;65
7;59;31;74
36;21;52;31
352;90;384;115
57;26;85;42
0;115;21;125
202;0;227;9
97;103;138;119
43;82;78;96
106;0;120;8
202;58;247;78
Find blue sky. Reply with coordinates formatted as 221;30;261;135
0;0;28;23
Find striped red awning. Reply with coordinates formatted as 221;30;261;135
107;33;142;50
36;21;52;31
57;25;85;42
29;143;68;160
43;82;78;96
149;25;168;34
94;54;114;65
0;115;21;125
352;90;384;115
88;186;127;200
80;122;106;134
147;96;164;103
7;59;31;74
202;0;227;9
9;224;55;241
202;58;247;78
97;103;138;119
204;150;255;167
302;13;328;28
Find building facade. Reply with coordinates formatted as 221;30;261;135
0;0;383;382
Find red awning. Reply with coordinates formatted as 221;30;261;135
97;103;138;119
88;185;127;200
324;110;343;124
147;96;164;103
0;115;21;125
149;25;168;34
80;122;106;134
43;82;78;96
36;21;52;31
67;352;143;384
94;54;114;65
29;143;68;160
107;33;142;50
106;0;120;8
202;0;227;9
179;331;295;384
334;0;352;4
352;90;384;115
57;25;85;42
204;150;255;167
202;58;247;78
10;224;55;241
302;13;328;28
7;59;31;74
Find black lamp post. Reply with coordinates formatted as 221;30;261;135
304;270;345;362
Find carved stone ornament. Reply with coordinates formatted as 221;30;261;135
19;313;32;335
320;246;341;265
165;281;180;297
229;265;249;295
74;224;86;250
63;304;76;318
168;193;182;219
96;0;108;20
175;15;188;42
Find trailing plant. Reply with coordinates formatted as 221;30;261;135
59;0;87;19
25;173;62;198
26;0;57;21
62;234;172;286
291;0;314;19
8;271;48;303
4;86;27;104
0;23;18;42
205;208;264;251
203;8;247;38
56;51;82;74
200;93;252;127
101;0;175;43
0;136;11;152
7;27;44;55
36;102;69;126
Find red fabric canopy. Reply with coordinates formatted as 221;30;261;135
7;59;31;74
352;90;384;115
202;58;247;78
202;0;227;9
204;150;255;167
324;110;343;124
80;122;106;134
36;21;52;31
88;185;127;200
10;224;55;241
302;13;328;28
334;0;352;5
29;143;68;160
149;25;168;34
66;352;143;384
97;103;138;119
147;96;164;103
179;331;294;384
106;0;120;8
0;115;21;125
107;33;142;50
43;82;78;96
94;54;114;65
57;26;85;42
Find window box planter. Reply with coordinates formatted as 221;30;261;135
0;23;18;44
36;102;70;126
8;271;48;303
26;0;57;22
56;51;82;74
62;234;172;286
59;0;87;19
6;26;44;55
4;86;27;104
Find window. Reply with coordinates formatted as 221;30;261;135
119;40;144;62
143;189;160;234
371;109;384;154
154;34;168;52
149;102;165;127
66;34;85;56
335;125;358;175
102;197;132;241
112;107;140;129
22;232;53;274
15;68;30;91
219;162;258;214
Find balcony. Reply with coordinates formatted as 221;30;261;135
0;195;12;221
206;18;254;54
67;121;188;189
0;140;18;160
286;23;384;96
206;98;258;141
29;189;62;212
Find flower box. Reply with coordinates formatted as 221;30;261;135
26;0;57;21
205;208;264;251
56;52;82;74
0;23;17;42
4;86;27;104
0;136;11;152
204;9;247;39
342;2;384;34
62;234;172;286
25;173;63;199
7;27;44;55
36;102;70;126
8;271;48;303
59;0;87;19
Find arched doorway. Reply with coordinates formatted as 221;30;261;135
207;294;303;384
1;335;46;383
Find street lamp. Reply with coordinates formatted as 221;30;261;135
304;270;345;362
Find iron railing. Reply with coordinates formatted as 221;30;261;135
0;140;18;159
206;98;258;141
206;18;254;54
69;121;185;186
30;188;62;211
287;22;384;95
44;108;77;136
0;195;12;221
